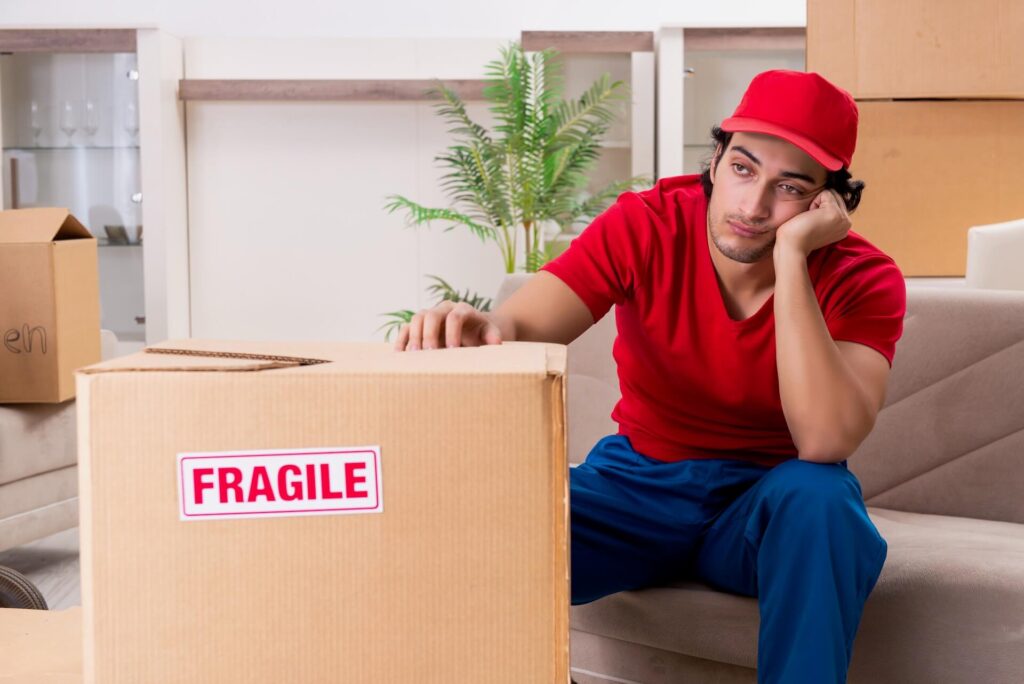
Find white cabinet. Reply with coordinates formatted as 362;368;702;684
524;32;655;190
657;27;805;178
0;28;188;350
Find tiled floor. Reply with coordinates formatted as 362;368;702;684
0;527;80;610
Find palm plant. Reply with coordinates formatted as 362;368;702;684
380;42;650;340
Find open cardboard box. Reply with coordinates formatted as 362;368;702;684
0;208;100;403
75;339;570;682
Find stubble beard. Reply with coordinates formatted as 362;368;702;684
707;210;776;264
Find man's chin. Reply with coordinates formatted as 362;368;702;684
713;234;776;264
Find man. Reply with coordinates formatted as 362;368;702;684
395;70;906;683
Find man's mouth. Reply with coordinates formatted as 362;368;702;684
728;220;767;238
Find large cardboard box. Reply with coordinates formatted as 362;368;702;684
850;100;1024;276
0;208;100;403
76;339;569;683
807;0;1024;99
0;606;82;683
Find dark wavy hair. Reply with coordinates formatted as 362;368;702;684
699;126;865;212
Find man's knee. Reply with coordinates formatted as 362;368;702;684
757;460;886;572
760;458;866;516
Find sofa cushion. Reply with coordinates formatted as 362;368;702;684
0;465;77;520
0;400;77;484
571;506;1024;683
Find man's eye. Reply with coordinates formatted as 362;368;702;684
731;163;749;176
780;184;801;194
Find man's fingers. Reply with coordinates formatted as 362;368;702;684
394;323;410;351
406;312;424;351
480;322;503;346
830;189;850;219
446;305;471;348
421;301;454;350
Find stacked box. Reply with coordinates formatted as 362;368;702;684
808;0;1024;275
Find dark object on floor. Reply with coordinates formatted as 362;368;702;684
0;565;48;610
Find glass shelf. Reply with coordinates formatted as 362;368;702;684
3;50;145;342
3;145;141;151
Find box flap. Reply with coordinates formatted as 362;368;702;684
77;339;568;376
78;351;302;374
0;207;92;244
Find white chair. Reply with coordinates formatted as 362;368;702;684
965;217;1024;290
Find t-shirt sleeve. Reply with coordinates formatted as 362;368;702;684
539;195;652;322
823;256;907;366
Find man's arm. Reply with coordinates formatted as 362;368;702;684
773;189;892;464
773;245;890;463
487;271;596;344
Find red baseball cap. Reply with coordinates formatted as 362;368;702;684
720;70;858;172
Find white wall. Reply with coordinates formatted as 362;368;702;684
184;38;510;342
1;1;805;38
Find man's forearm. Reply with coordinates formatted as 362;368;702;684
773;244;876;463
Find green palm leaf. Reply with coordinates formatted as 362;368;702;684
383;195;495;242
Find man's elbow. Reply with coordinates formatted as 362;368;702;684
797;441;857;464
794;421;874;464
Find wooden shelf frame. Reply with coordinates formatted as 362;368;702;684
0;29;137;53
681;27;805;52
177;78;489;102
521;31;654;53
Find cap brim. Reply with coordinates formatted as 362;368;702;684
720;116;844;172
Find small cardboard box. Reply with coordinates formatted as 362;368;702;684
0;208;100;403
807;0;1024;99
76;339;569;683
850;100;1024;276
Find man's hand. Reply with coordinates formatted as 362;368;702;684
394;301;505;351
775;188;851;258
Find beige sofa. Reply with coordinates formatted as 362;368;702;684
0;330;118;553
497;277;1024;684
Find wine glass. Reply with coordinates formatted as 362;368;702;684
59;100;76;145
82;100;99;142
29;101;42;146
123;100;139;141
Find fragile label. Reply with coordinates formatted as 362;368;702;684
177;446;382;521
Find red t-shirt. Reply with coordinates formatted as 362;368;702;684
540;174;907;467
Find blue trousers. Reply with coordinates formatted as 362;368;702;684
571;435;887;684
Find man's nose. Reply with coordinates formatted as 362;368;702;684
739;182;772;223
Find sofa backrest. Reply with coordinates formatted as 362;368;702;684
496;275;1024;524
851;287;1024;524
